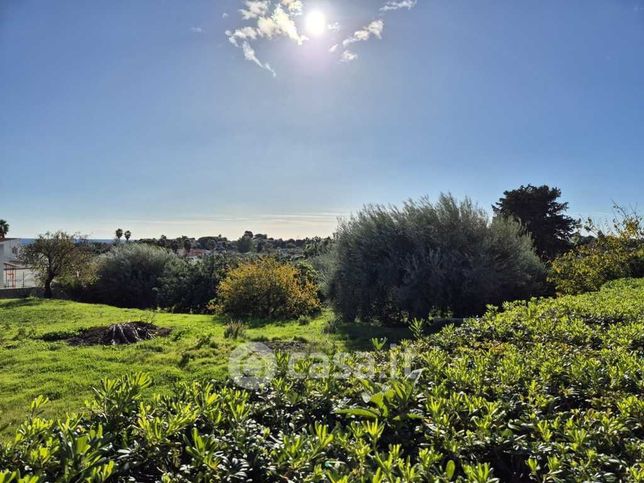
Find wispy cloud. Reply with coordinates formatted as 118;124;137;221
226;26;258;46
340;50;358;62
342;19;384;47
240;0;270;20
226;0;417;73
380;0;417;12
333;0;417;65
338;19;383;62
190;26;204;33
226;0;307;75
242;41;276;76
281;0;303;15
257;5;306;44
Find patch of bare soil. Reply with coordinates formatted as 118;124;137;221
67;322;171;346
264;340;309;352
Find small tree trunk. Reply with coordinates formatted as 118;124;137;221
44;278;53;298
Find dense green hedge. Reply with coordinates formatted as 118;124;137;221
1;280;643;481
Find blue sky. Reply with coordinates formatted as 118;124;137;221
1;0;643;239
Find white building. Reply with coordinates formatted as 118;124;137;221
0;238;37;289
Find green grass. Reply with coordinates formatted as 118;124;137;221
0;298;410;433
2;280;642;481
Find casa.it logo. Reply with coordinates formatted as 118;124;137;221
228;342;276;389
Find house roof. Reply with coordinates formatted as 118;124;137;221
186;249;211;257
3;261;25;268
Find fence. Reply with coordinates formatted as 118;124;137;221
2;266;38;289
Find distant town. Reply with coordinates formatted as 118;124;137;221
1;230;332;290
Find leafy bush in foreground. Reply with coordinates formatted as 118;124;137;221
1;279;643;481
328;194;545;322
215;258;320;319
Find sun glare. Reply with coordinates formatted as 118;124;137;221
305;10;327;37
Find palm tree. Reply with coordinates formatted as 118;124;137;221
115;228;124;242
124;230;131;242
183;237;192;255
0;219;9;239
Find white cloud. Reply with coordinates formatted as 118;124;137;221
367;19;384;38
190;26;204;33
257;16;279;38
222;12;229;18
227;0;414;72
281;0;303;15
257;5;306;44
226;26;259;47
242;41;276;76
273;5;306;43
342;19;384;47
240;0;270;20
227;0;307;75
340;50;358;62
380;0;417;12
332;0;416;65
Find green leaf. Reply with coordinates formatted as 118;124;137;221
445;460;456;479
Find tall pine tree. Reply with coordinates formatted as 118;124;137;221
493;185;577;260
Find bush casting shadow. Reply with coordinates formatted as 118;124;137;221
0;298;45;309
332;318;464;351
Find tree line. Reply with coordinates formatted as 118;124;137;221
10;185;643;321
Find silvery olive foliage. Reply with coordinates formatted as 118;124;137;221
327;194;546;323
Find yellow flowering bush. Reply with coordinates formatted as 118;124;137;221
215;258;320;319
549;209;643;294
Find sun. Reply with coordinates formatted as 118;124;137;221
305;10;327;37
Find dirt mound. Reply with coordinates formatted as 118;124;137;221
68;322;171;346
265;340;309;352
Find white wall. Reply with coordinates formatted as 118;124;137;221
0;242;5;286
1;239;36;289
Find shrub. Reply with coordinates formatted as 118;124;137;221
157;254;236;313
322;317;339;334
215;258;320;319
223;320;247;339
93;244;176;308
56;257;99;302
328;194;545;322
2;279;642;481
549;208;644;294
297;315;311;325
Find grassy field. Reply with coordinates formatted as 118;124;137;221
0;298;409;434
2;280;642;480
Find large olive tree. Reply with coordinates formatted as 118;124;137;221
327;194;546;323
